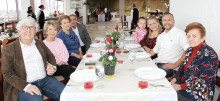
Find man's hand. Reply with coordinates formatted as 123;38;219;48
172;84;181;91
26;85;42;96
46;63;55;76
170;78;177;85
163;63;177;69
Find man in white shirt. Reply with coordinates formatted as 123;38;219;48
1;17;65;101
149;13;189;77
69;14;91;55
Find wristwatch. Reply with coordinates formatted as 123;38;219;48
52;65;57;72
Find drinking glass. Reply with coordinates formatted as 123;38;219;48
129;53;136;64
129;53;136;71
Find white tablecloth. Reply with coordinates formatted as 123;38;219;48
98;14;105;22
60;39;177;101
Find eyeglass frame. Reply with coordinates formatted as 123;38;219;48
21;26;36;31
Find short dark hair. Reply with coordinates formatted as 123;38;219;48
162;12;174;19
185;22;206;37
39;5;44;9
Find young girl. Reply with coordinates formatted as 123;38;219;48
135;17;147;43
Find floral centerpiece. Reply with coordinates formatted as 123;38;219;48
106;31;120;44
6;26;17;37
99;53;117;75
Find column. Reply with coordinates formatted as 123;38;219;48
119;0;125;18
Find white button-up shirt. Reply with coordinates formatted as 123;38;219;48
72;27;85;46
20;39;46;83
153;27;189;63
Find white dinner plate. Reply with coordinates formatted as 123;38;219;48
124;37;134;41
134;67;166;80
90;43;106;47
70;69;98;82
124;44;141;48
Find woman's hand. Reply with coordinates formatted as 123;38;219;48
143;46;151;53
71;53;83;59
58;61;66;66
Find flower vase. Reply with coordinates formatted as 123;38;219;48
113;40;117;44
104;65;115;75
108;51;115;56
8;33;13;37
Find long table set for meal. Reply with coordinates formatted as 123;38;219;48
60;34;177;101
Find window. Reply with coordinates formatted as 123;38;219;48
0;0;21;22
35;0;64;18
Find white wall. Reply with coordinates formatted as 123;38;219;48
64;0;87;24
170;0;220;58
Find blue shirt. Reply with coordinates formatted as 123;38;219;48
57;29;80;55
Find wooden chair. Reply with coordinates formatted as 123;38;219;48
0;40;4;101
36;31;43;40
216;61;220;87
4;21;17;29
2;38;17;47
121;16;128;28
0;23;4;32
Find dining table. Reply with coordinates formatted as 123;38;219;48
60;37;177;101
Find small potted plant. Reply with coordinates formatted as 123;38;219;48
6;26;16;37
99;53;117;75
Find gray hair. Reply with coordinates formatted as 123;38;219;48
16;17;39;31
69;14;77;20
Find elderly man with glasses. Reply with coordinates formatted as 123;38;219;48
1;17;65;101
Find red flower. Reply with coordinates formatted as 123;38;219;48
8;27;11;30
106;38;112;43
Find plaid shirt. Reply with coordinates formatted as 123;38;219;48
134;27;147;43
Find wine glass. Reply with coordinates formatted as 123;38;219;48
129;54;136;64
95;63;104;89
129;53;136;71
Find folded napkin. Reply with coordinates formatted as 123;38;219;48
95;37;105;41
70;69;98;82
124;37;134;41
90;43;106;47
124;44;141;48
84;53;101;62
135;52;151;60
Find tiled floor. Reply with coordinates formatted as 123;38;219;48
86;18;121;42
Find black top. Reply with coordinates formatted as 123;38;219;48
75;11;79;17
132;8;139;24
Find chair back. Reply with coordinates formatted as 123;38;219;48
217;61;220;88
0;40;4;101
0;23;4;32
121;16;123;23
36;31;43;40
2;38;17;47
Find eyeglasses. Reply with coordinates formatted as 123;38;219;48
22;26;36;31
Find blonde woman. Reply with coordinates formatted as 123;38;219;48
43;21;75;82
140;16;163;59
